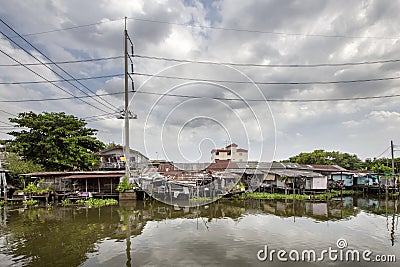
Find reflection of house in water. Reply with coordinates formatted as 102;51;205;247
95;146;149;170
305;202;328;217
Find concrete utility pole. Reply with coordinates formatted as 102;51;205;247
391;140;395;175
390;140;397;190
124;17;130;178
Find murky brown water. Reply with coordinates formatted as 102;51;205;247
0;196;399;266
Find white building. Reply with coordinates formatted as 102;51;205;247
211;143;248;163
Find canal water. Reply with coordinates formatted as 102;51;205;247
0;197;399;266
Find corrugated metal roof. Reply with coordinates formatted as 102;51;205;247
24;170;125;177
64;174;124;179
173;163;210;171
281;162;304;169
268;169;324;178
300;164;347;171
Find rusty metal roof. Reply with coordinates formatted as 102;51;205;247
64;173;124;179
268;169;324;178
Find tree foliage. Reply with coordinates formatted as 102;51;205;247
286;149;364;170
4;153;44;188
285;149;399;172
7;112;105;171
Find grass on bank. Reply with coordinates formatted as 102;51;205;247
236;190;360;201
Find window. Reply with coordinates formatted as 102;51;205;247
239;152;243;156
216;152;219;155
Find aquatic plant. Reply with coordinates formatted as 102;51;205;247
116;176;135;192
76;198;118;208
61;199;72;206
189;197;211;203
23;199;39;207
244;190;360;200
22;181;51;195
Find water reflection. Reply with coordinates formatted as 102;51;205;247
0;196;398;266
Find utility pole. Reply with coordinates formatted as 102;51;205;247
390;140;398;191
124;18;130;178
391;140;395;175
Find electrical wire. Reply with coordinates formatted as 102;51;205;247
132;72;400;85
128;17;400;40
14;18;124;38
0;56;123;67
0;92;124;103
0;18;118;112
0;109;16;117
0;47;111;113
0;120;14;126
0;74;124;85
2;88;400;103
134;54;400;68
82;112;119;120
7;15;399;40
3;70;400;87
374;147;391;159
134;91;400;102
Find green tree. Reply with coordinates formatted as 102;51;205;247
371;163;392;174
286;149;365;170
7;112;105;171
4;153;44;188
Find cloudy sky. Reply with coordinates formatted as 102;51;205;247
1;0;400;163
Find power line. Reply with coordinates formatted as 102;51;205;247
374;147;391;159
134;91;400;103
1;51;397;69
2;88;400;103
0;120;14;126
0;47;111;113
7;15;398;40
82;112;119;120
4;69;400;86
0;109;16;117
0;55;123;67
128;17;400;40
132;72;400;85
0;92;124;103
134;54;400;68
0;73;124;85
0;18;118;112
13;18;124;38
